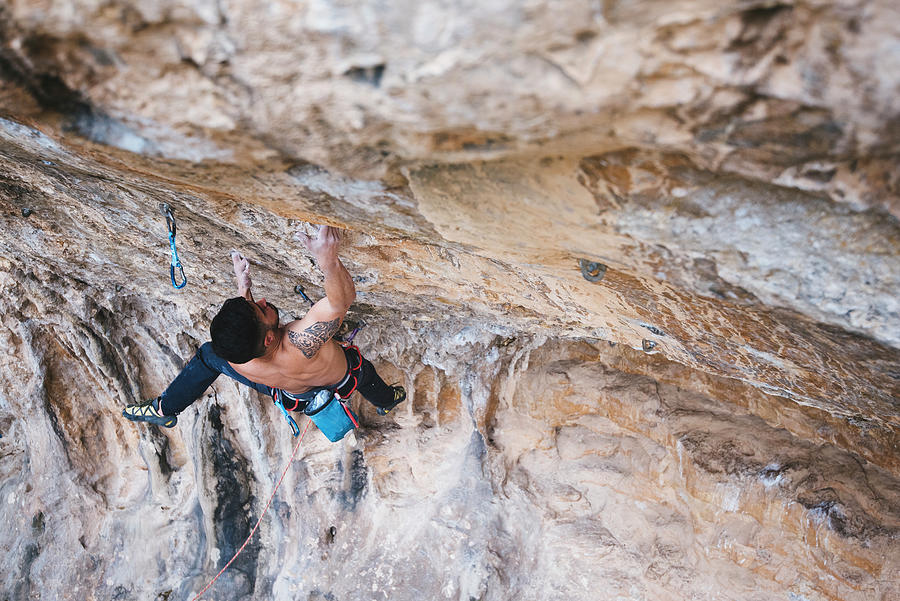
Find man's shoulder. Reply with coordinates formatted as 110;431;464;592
279;324;343;360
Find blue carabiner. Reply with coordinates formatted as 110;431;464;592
273;394;301;437
170;263;187;289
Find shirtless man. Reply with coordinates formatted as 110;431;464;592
122;225;405;429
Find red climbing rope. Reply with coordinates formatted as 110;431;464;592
191;418;312;601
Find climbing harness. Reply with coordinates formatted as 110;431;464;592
161;203;187;289
190;418;312;601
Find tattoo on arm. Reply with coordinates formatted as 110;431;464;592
288;318;342;358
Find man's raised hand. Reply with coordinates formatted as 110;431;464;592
296;225;342;264
231;250;252;299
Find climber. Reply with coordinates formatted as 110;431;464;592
122;224;405;428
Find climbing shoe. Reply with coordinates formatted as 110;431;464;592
122;397;177;428
376;386;406;416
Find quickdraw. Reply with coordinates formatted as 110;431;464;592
161;203;187;289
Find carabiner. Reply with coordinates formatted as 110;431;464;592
170;263;187;289
344;326;361;344
341;319;366;344
273;392;301;437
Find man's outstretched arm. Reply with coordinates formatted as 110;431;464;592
287;225;356;358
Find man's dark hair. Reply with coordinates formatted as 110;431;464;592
210;297;266;364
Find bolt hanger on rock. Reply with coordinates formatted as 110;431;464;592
160;203;186;289
579;258;607;282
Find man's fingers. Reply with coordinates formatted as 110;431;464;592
317;225;341;244
231;250;251;281
231;250;247;264
296;224;342;252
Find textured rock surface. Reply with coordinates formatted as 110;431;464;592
0;1;898;600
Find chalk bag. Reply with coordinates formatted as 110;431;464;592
304;389;359;442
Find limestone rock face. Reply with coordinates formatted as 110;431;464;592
0;2;898;601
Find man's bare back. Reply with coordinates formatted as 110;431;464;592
229;325;348;394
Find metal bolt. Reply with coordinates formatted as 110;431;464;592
579;259;607;282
